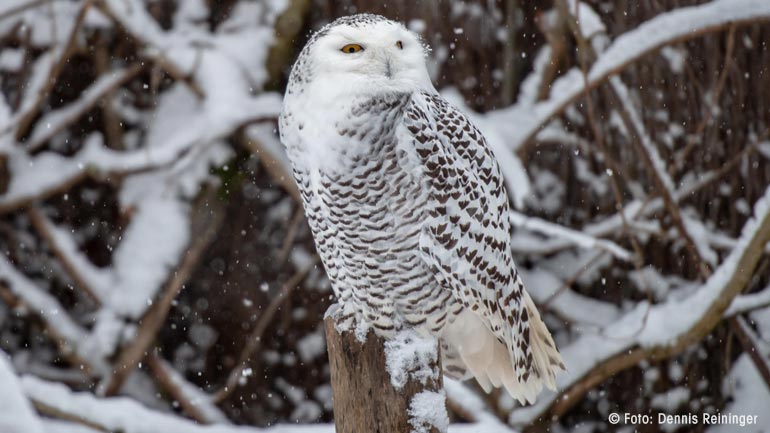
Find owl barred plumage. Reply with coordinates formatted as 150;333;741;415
279;13;564;404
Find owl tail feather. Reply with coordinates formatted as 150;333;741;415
441;293;565;405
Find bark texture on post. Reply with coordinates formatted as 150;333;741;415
324;307;448;433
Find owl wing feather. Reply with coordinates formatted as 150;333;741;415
401;92;563;402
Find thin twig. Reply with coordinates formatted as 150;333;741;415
0;284;97;374
211;262;316;403
673;26;737;175
93;30;126;150
13;0;95;140
511;3;770;158
277;206;306;263
728;316;770;392
93;0;205;99
26;206;102;304
147;349;225;424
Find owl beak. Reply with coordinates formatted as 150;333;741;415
385;59;392;79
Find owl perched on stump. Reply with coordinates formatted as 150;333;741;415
279;14;564;404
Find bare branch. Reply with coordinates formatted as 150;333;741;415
13;0;95;140
22;375;326;433
147;350;229;425
26;206;102;304
93;0;205;99
605;77;712;279
728;316;770;391
212;263;315;403
238;124;301;202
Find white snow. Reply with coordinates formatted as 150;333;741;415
519;268;620;328
650;386;690;411
0;47;24;72
509;211;632;261
384;330;440;389
34;212;112;302
511;183;770;427
296;330;326;363
25;67;139;150
20;374;497;432
726;285;770;317
486;0;770;151
517;46;552;107
0;351;44;433
408;390;449;433
0;254;108;372
444;379;517;432
707;355;770;433
660;46;686;74
22;374;319;433
152;356;230;424
566;1;606;40
681;210;719;266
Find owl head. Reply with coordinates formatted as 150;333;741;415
287;14;434;98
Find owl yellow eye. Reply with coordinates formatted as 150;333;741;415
341;44;364;54
396;41;403;49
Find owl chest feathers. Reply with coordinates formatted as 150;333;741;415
283;91;423;188
281;91;444;331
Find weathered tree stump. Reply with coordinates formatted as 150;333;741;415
324;306;448;433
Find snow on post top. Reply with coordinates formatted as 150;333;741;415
384;329;440;390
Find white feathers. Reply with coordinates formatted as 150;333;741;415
442;306;563;405
280;13;565;406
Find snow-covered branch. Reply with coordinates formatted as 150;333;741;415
512;184;770;427
509;210;632;261
487;0;770;152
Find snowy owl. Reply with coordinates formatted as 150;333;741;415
279;14;564;404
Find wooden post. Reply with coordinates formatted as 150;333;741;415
324;307;448;433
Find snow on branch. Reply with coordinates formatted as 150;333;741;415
26;206;111;304
726;286;770;317
607;76;711;276
525;137;764;256
520;267;621;328
444;379;518;433
0;91;281;213
147;351;230;425
487;0;770;152
509;210;633;261
511;183;770;427
24;64;143;152
10;0;95;139
22;375;327;433
0;351;44;433
21;374;506;433
0;255;108;374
